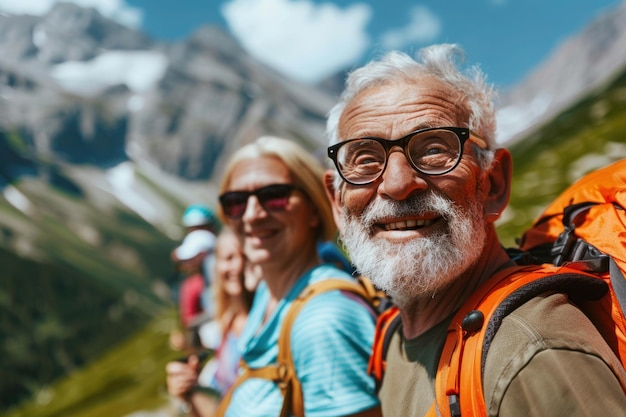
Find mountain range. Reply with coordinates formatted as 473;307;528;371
1;1;626;413
0;3;335;182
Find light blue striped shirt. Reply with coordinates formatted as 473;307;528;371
225;264;379;417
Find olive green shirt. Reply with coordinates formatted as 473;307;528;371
379;293;626;416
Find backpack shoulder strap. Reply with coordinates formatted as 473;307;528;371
434;264;608;417
277;278;371;417
215;278;372;417
368;306;401;388
355;275;393;311
214;360;285;417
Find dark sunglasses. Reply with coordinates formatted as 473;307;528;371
219;183;302;219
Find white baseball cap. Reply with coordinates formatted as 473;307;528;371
175;230;216;261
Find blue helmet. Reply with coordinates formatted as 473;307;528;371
182;204;219;229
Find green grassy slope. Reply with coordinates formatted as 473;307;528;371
3;311;182;417
0;247;155;414
0;160;183;410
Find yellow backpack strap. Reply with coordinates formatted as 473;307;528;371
215;361;293;417
215;278;369;417
277;278;371;417
356;275;389;310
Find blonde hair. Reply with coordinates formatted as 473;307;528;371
218;136;336;242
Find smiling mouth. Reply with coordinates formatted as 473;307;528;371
246;228;278;239
382;218;437;231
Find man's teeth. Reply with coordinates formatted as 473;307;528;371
384;219;434;231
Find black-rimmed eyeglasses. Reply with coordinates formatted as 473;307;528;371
327;127;488;186
219;183;302;220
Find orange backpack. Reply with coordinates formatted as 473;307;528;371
519;158;626;363
369;158;626;416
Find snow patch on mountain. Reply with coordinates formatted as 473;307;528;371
106;162;159;222
3;185;32;214
496;93;551;144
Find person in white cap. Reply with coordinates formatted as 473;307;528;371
177;204;221;306
172;229;219;350
168;205;220;351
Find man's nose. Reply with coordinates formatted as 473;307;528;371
378;148;428;200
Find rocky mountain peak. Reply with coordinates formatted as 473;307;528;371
34;2;152;64
497;2;626;144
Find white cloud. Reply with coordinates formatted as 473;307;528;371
51;50;168;96
0;0;142;29
380;6;441;50
221;0;372;84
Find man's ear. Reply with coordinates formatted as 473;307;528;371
323;169;344;231
484;148;513;223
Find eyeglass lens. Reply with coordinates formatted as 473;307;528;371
335;128;463;184
219;184;296;219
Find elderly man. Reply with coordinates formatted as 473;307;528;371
323;43;626;416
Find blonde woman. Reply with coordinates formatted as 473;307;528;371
215;136;380;417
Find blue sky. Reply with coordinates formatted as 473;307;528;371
0;0;623;89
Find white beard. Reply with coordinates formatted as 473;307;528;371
340;193;486;308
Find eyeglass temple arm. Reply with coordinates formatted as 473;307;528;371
469;131;488;149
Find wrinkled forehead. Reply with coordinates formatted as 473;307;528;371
338;78;468;139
